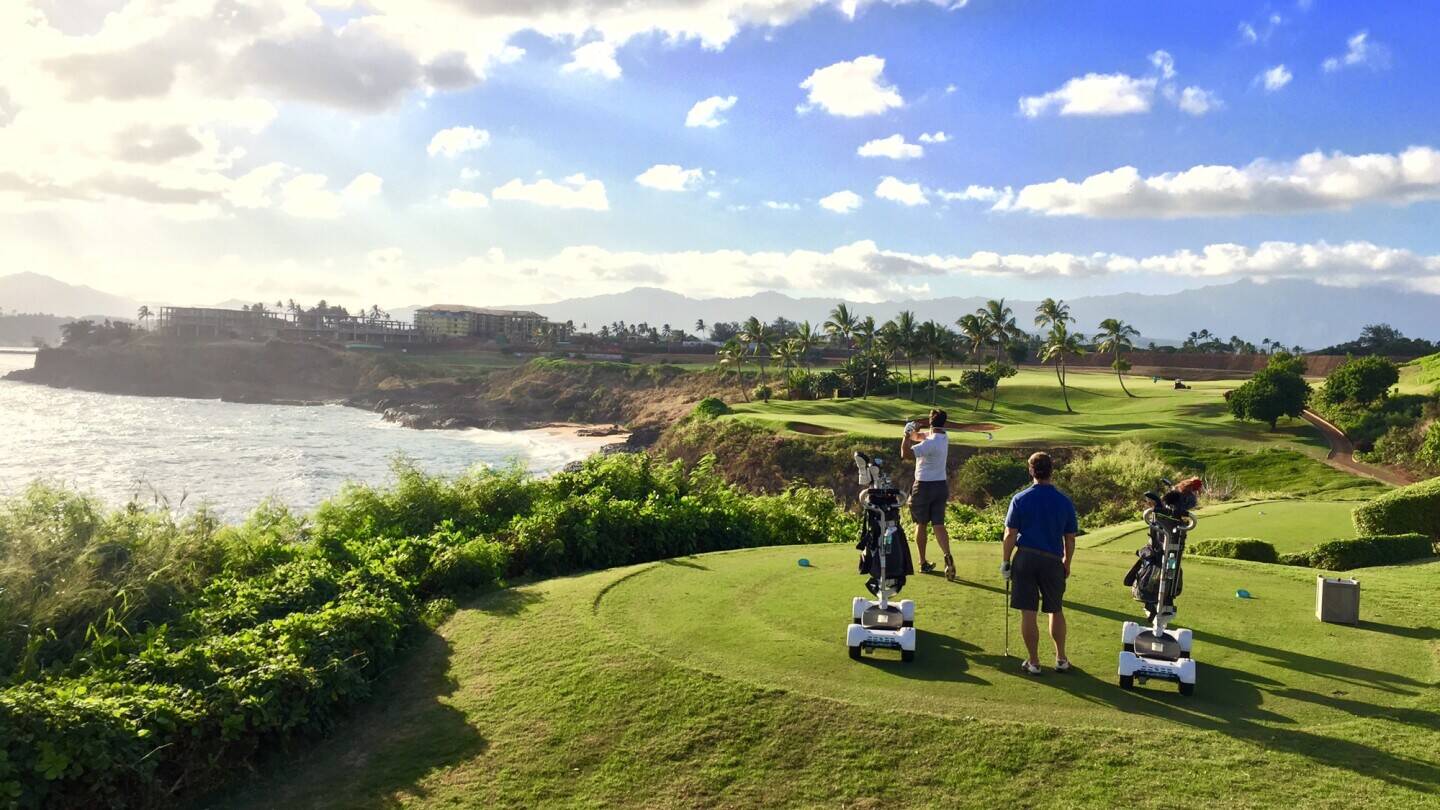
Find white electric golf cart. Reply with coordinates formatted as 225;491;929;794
846;451;917;662
1118;481;1198;695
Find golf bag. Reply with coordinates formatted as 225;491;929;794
857;487;914;595
1123;488;1191;614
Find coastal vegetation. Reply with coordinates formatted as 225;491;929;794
0;454;854;807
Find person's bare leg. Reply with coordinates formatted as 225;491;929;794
1049;609;1068;662
914;521;929;567
934;523;955;580
1021;610;1041;667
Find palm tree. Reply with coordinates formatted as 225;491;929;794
1034;298;1074;390
956;313;986;370
892;310;918;399
791;320;822;369
854;316;878;399
1041;323;1086;413
136;305;151;330
740;316;774;380
918;321;950;405
774;339;801;373
876;321;903;396
977;299;1018;410
1096;318;1141;397
716;339;749;401
824;303;858;352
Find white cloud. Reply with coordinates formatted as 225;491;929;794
819;190;863;213
799;55;904;118
685;95;738;128
279;172;381;219
918;131;949;143
427;126;490;157
1021;52;1218;118
1174;86;1221;116
875;176;928;206
763;200;800;210
1238;22;1258;44
407;239;1440;306
635;164;706;191
857;134;923;160
1260;64;1293;92
445;189;490;208
1020;72;1157;117
460;167;482;182
1003;146;1440;219
492;174;609;210
564;40;621;79
1323;30;1389;73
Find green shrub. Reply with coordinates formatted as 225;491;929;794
945;503;1004;543
752;383;774;402
1278;552;1311;567
692;396;731;419
1189;537;1279;563
952;454;1029;505
0;452;855;806
1055;441;1171;527
1352;476;1440;538
1320;355;1400;406
1303;534;1434;570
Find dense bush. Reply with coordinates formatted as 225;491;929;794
1189;537;1279;563
952;454;1029;506
691;397;731;419
0;453;855;806
1229;364;1310;431
1055;441;1172;528
1319;355;1400;406
1352;476;1440;538
946;503;1005;543
1299;534;1434;570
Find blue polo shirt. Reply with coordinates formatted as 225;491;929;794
1005;483;1078;557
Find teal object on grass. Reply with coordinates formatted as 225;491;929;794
798;558;811;568
1236;589;1252;599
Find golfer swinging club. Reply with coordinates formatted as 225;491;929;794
1000;452;1078;675
901;409;955;581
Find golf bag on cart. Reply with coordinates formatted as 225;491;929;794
846;452;917;661
1118;480;1199;694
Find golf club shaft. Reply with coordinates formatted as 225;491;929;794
1004;578;1010;657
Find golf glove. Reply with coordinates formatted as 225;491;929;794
904;421;917;435
1000;562;1012;581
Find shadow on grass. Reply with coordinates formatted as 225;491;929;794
661;557;712;572
858;629;990;685
203;632;487;810
954;580;1440;793
1357;621;1440;641
475;586;545;616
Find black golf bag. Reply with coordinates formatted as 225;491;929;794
1123;488;1191;616
857;487;914;596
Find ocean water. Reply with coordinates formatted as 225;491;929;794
0;352;612;519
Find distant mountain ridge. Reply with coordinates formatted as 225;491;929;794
0;272;140;319
510;280;1440;349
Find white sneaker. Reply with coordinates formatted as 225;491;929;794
1055;658;1072;673
1019;660;1042;675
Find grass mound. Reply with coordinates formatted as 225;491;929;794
217;543;1440;808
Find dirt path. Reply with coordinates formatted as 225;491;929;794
1301;409;1412;486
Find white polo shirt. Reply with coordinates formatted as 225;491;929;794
912;430;949;482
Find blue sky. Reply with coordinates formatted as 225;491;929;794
2;0;1438;306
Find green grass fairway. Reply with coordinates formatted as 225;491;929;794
1084;500;1361;555
219;543;1440;808
728;367;1328;456
1395;354;1440;396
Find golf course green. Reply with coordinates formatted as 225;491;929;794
727;367;1328;455
219;542;1440;808
1084;500;1361;555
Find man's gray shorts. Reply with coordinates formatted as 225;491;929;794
1010;548;1066;613
909;480;948;525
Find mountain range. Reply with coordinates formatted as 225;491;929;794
511;280;1440;350
4;271;1438;349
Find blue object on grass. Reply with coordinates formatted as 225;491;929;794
1236;589;1252;599
798;558;811;568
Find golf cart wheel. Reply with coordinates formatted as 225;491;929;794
1179;681;1194;697
902;620;913;628
848;645;862;661
901;649;915;663
853;618;861;625
1119;675;1135;691
1123;643;1135;653
1179;651;1190;659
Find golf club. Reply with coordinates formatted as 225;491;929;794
1004;575;1011;658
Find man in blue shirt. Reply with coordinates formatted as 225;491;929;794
1001;452;1078;675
